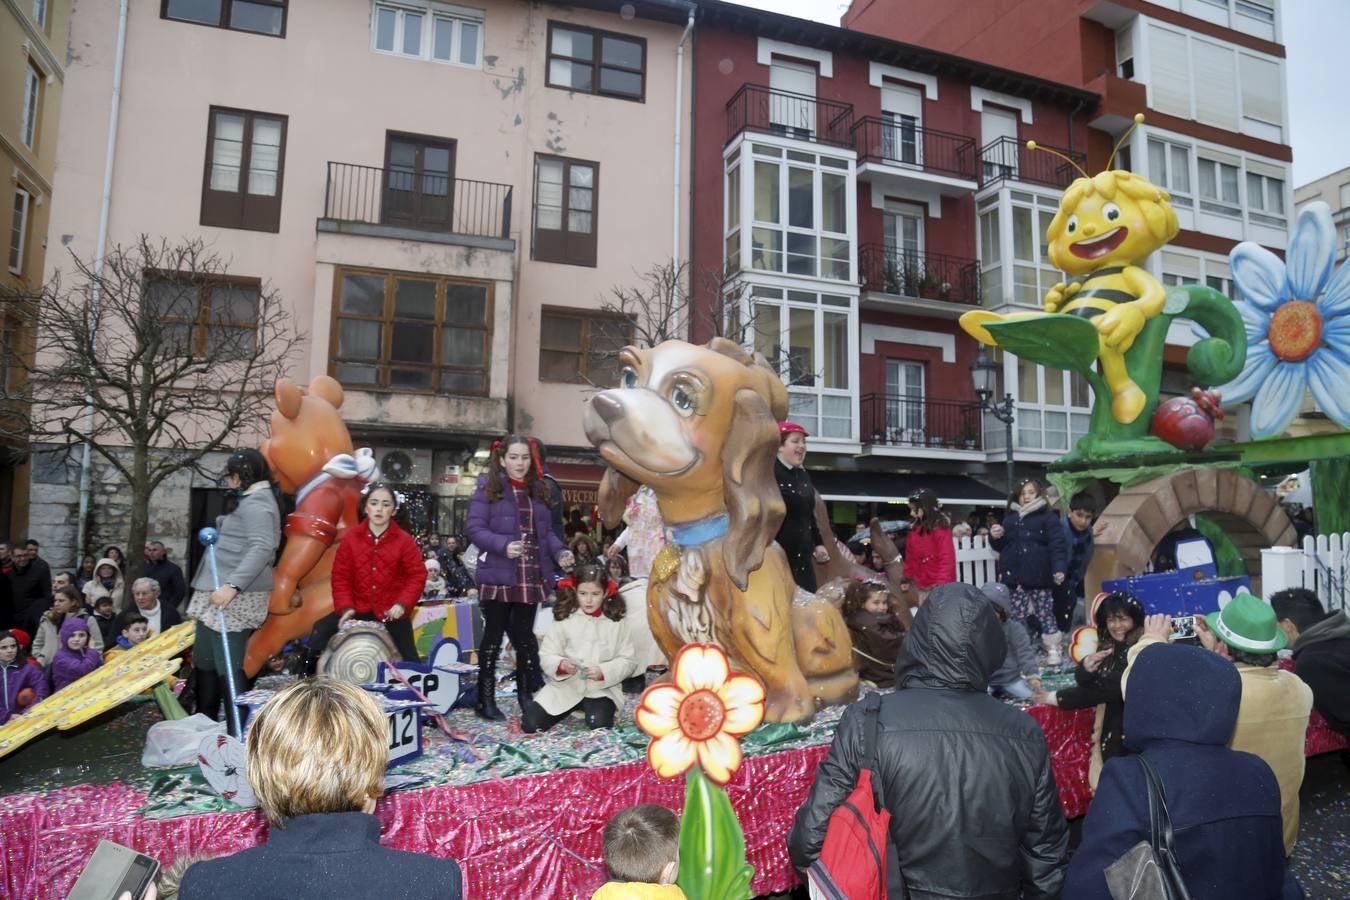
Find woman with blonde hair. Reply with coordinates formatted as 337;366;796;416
179;678;463;898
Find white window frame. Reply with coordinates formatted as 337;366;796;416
1246;171;1286;226
33;0;47;28
1147;137;1193;207
743;284;858;442
371;1;484;69
884;359;925;442
20;62;40;149
743;142;856;284
1198;156;1241;217
9;188;31;276
1013;357;1091;453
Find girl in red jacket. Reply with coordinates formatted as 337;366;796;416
311;484;425;664
902;488;956;594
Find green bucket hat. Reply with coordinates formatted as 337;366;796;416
1205;592;1287;654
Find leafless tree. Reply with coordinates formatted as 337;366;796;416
0;236;298;581
595;259;750;348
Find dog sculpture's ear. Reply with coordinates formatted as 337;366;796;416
722;387;787;590
707;336;789;421
597;466;640;530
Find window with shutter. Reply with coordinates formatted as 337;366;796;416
1148;26;1190;118
1191;39;1238;131
1239;54;1282;126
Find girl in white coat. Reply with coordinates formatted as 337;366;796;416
521;564;636;733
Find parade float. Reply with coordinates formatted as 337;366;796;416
2;122;1347;900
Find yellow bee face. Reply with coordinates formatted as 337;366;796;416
1046;171;1178;276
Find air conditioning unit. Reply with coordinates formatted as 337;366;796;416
372;447;434;484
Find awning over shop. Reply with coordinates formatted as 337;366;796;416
547;462;608;507
810;470;1007;507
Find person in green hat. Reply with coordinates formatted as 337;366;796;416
1121;592;1313;858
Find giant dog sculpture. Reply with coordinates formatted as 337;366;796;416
584;338;858;723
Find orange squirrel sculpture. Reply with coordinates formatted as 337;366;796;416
241;376;372;676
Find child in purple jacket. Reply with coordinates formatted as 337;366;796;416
51;617;102;691
1;629;49;723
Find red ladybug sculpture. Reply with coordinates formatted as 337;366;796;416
1153;388;1224;451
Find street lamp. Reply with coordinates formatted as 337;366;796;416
970;346;1016;490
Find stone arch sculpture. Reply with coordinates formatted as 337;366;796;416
1085;468;1296;599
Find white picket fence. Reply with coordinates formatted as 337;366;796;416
1261;532;1348;612
955;535;999;587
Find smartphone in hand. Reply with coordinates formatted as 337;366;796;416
1169;615;1197;641
68;840;160;900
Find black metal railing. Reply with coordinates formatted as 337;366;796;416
978;137;1086;190
851;117;978;181
324;162;513;240
860;394;984;451
725;84;854;148
858;244;981;305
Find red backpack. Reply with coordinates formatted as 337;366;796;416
807;693;891;900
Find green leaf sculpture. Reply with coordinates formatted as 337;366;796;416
984;285;1246;463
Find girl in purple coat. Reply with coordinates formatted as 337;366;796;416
1;630;48;724
466;435;574;721
51;617;102;691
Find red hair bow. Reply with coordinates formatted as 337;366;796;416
555;575;620;597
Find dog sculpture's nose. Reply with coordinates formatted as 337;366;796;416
590;392;624;423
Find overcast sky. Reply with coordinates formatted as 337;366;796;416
729;0;1346;186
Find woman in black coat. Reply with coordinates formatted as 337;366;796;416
1036;591;1144;791
773;421;829;592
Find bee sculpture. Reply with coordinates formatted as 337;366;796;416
961;115;1179;424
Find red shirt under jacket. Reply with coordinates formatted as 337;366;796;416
330;519;425;618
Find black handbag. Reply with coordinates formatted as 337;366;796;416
1103;755;1193;900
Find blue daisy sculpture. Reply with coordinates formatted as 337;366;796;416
1221;201;1350;439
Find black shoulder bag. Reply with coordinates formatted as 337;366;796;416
1102;755;1193;900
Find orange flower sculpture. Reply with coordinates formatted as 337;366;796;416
636;643;765;785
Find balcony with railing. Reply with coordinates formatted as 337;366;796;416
978;137;1086;191
320;162;514;247
861;394;984;453
852;117;979;188
858;244;981;307
725;84;855;149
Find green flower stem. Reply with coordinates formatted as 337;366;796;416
677;768;755;900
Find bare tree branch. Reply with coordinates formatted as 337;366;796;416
0;236;298;581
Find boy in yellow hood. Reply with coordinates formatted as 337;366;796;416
592;804;686;899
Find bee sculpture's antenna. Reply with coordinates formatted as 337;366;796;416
1024;139;1089;181
1106;113;1146;171
1024;112;1147;177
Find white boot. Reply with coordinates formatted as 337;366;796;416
1042;632;1063;667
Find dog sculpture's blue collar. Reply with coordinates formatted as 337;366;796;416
666;513;730;547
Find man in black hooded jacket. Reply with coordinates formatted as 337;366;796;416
788;581;1068;899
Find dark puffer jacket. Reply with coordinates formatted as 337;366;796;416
788;583;1068;900
990;501;1068;590
1064;643;1303;900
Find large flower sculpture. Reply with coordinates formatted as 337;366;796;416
1221;201;1350;438
636;643;765;785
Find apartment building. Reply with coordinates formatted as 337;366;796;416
845;0;1293;443
687;1;1102;526
33;0;692;563
1296;166;1350;264
1;0;69;539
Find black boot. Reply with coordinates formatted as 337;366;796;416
516;645;540;711
475;644;505;721
195;669;221;722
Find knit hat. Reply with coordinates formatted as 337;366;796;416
1205;592;1287;654
424;558;442;572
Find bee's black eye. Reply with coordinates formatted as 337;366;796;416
1103;203;1121;222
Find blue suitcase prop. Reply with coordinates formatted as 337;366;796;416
1102;570;1253;616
